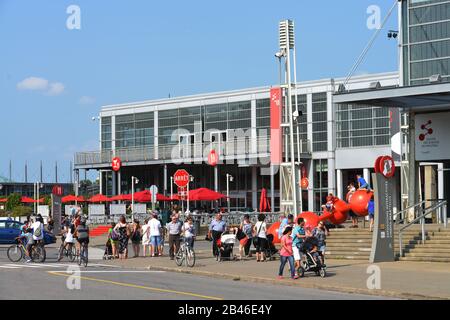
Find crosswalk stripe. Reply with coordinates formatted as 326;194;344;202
5;264;44;268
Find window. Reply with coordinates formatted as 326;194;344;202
101;117;112;150
312;93;328;152
336;104;390;148
116;112;154;149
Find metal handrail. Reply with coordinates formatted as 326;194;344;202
398;200;448;257
394;200;427;224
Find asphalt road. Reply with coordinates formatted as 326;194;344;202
0;245;391;300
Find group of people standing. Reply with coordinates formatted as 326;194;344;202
106;211;197;260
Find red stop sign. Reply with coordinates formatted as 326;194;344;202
112;157;122;172
174;169;190;188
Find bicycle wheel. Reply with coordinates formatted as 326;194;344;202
7;245;23;263
57;245;64;262
31;245;45;263
186;248;196;268
175;248;184;267
78;247;83;266
69;245;77;262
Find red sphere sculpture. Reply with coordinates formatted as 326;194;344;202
349;189;374;217
334;199;350;213
267;222;281;244
327;210;348;225
299;211;323;229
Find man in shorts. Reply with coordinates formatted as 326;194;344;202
292;217;307;277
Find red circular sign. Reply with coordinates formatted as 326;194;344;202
52;185;64;197
374;156;383;174
174;169;190;188
208;150;218;167
379;156;396;178
300;177;309;190
112;157;122;172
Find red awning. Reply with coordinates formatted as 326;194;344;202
0;198;7;203
110;191;173;202
88;194;111;203
62;195;86;203
188;188;227;201
20;197;44;204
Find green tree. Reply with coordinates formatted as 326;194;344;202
6;193;21;211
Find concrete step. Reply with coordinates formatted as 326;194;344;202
408;243;450;249
404;252;450;258
403;247;450;254
421;240;450;244
399;256;450;263
325;254;370;260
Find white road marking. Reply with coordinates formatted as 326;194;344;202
0;265;22;269
71;271;166;273
5;264;44;268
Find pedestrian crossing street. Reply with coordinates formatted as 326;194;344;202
0;263;119;270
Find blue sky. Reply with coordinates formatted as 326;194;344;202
0;0;399;183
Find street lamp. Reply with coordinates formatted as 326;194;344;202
34;183;44;214
131;176;139;220
226;174;234;213
186;175;194;214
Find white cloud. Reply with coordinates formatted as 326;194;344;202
79;96;96;105
17;76;65;96
17;77;49;91
46;82;65;96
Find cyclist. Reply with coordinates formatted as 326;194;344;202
74;217;90;257
58;223;75;262
19;225;34;262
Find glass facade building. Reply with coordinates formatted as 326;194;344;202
403;0;450;85
75;72;399;212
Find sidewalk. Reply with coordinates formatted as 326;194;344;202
95;241;450;300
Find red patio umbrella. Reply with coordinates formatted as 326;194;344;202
88;194;111;203
259;188;271;212
62;195;86;203
21;196;37;204
0;198;7;203
188;188;227;201
109;194;129;202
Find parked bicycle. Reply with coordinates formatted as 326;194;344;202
7;238;46;263
175;237;196;268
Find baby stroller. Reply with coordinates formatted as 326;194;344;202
297;237;327;278
265;234;279;261
217;232;236;262
103;239;114;260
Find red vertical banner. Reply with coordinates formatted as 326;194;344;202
270;88;283;165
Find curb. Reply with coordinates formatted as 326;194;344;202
140;265;449;300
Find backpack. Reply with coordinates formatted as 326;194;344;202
111;229;119;241
34;224;42;238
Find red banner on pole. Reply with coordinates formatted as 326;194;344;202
270;88;283;165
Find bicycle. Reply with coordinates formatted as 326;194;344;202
175;237;196;268
57;242;77;262
77;241;89;267
7;238;46;263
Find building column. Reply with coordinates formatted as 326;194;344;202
308;160;314;212
408;112;419;221
363;168;371;187
112;172;117;196
336;169;343;200
164;164;168;196
438;163;444;201
252;166;257;210
118;171;121;196
99;171;103;195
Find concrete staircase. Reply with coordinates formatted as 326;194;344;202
324;225;438;261
399;228;450;263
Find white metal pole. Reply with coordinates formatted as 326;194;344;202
226;174;230;213
187;178;190;214
131;176;135;221
170;177;174;199
37;184;40;215
34;183;36;214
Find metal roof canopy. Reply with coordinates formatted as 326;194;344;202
333;83;450;112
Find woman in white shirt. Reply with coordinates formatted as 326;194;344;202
141;218;151;257
182;216;196;249
253;214;267;262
